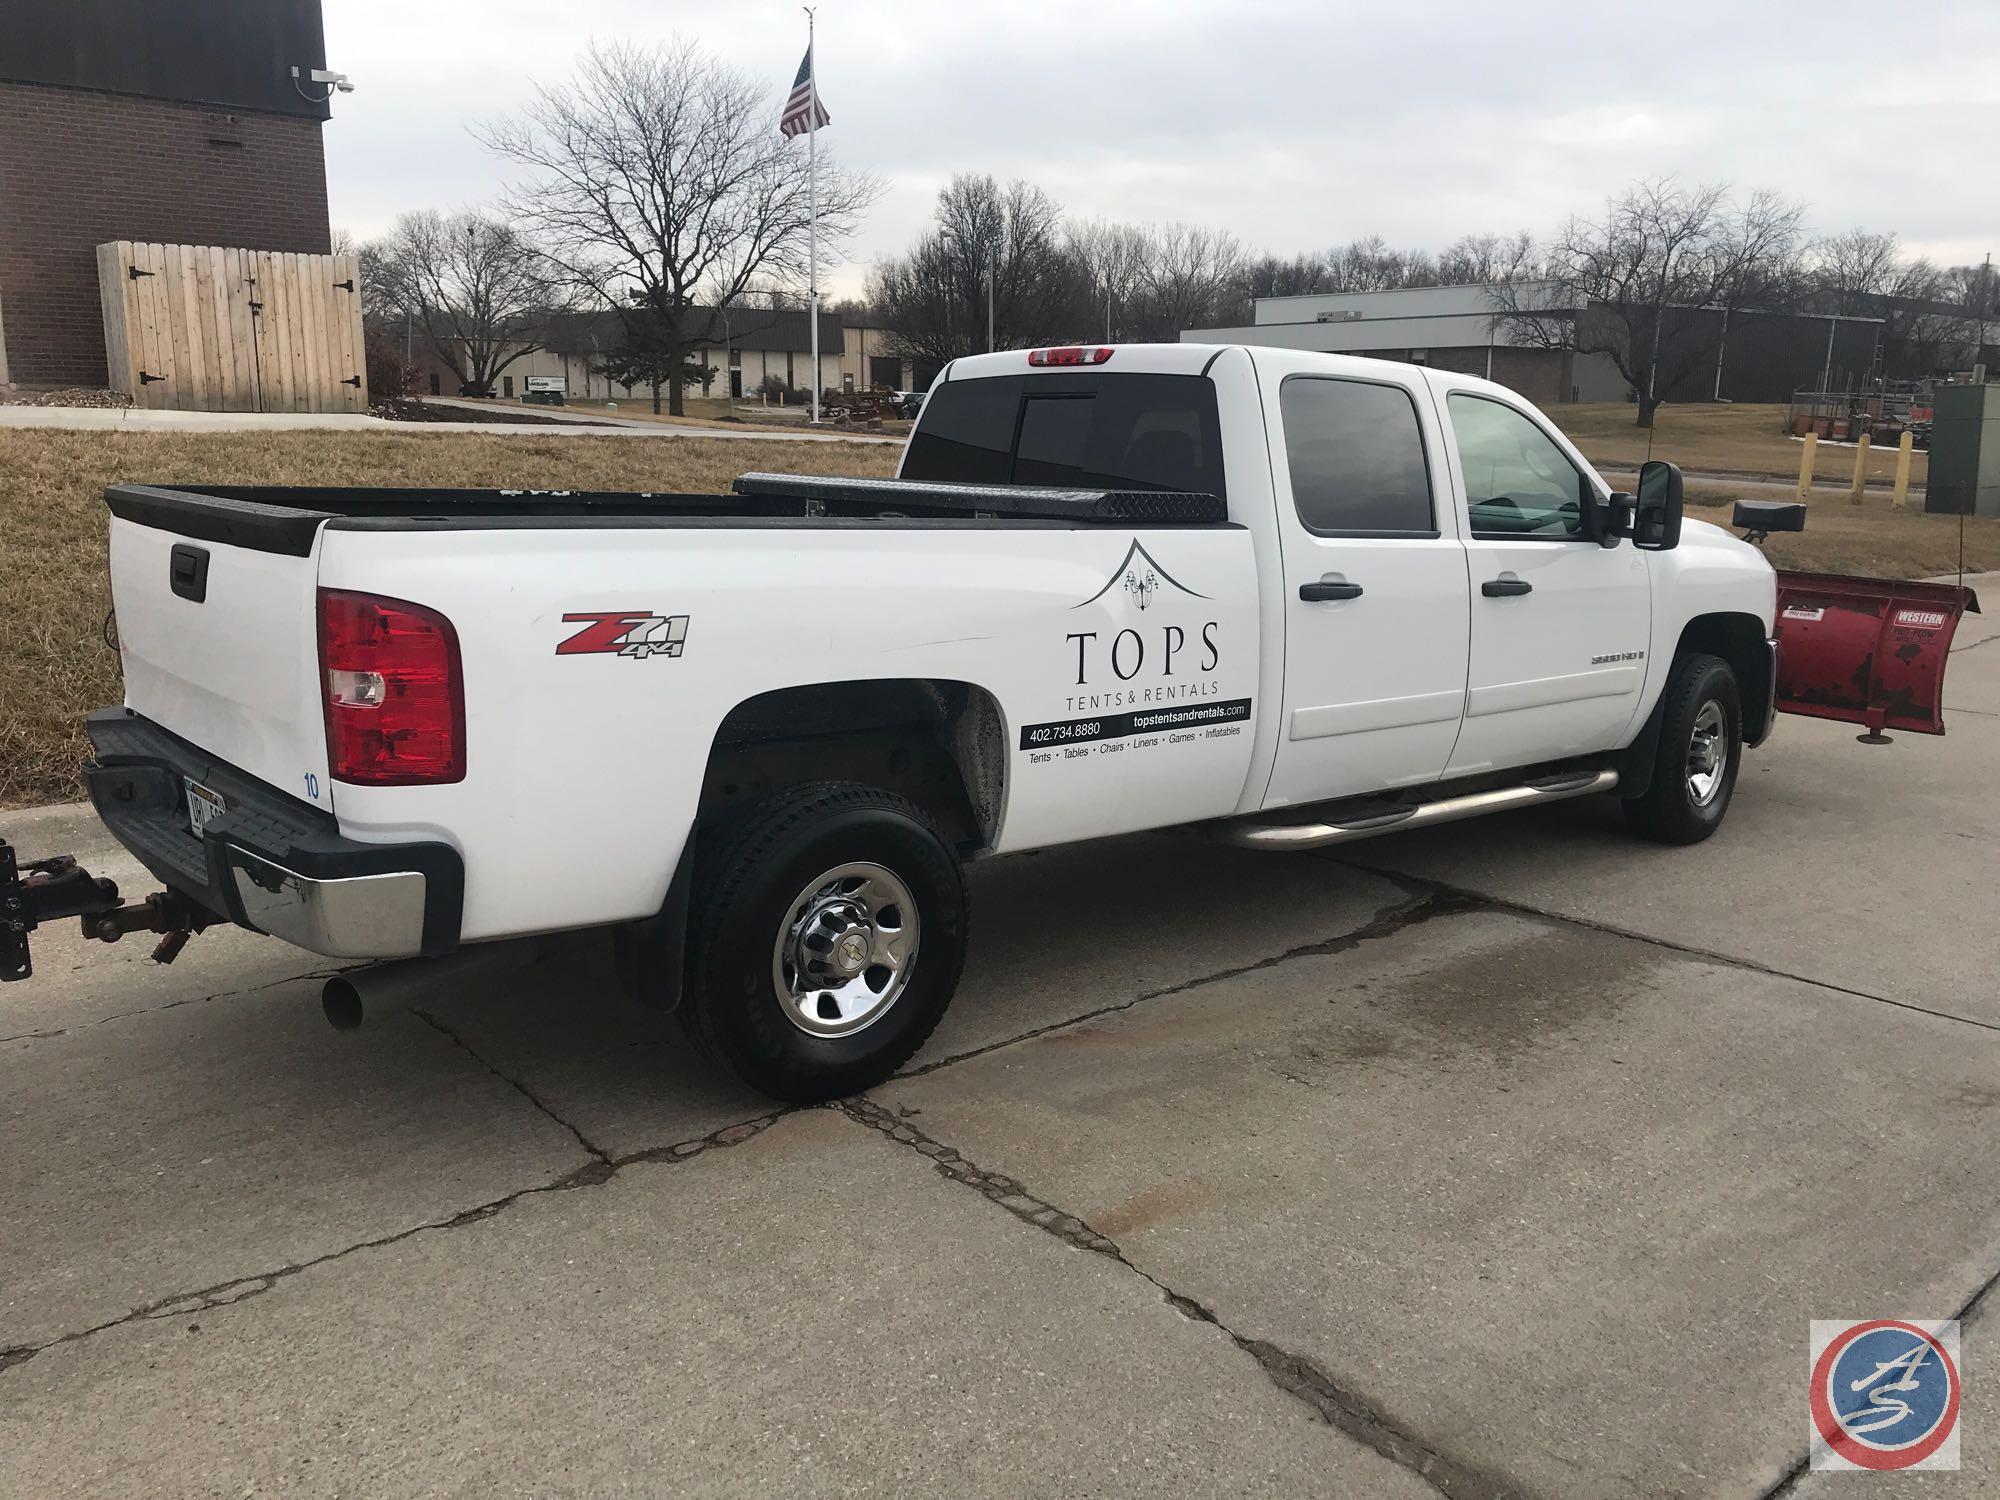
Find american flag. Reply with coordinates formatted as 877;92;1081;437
779;45;830;138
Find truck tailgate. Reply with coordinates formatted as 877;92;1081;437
108;514;330;804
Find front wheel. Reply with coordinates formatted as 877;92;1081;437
682;782;968;1102
1622;652;1742;845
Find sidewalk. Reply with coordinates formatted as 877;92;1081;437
0;403;899;445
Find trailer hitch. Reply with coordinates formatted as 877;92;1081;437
0;837;207;982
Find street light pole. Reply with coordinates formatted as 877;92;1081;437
986;247;995;352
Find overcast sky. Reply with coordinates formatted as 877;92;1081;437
322;0;1998;301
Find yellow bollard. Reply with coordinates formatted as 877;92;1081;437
1848;432;1871;505
1797;432;1817;500
1892;431;1914;510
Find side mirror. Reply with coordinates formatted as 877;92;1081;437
1633;460;1684;551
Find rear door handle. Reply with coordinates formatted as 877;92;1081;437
1299;580;1364;602
1482;577;1532;597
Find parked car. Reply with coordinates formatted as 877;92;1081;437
6;343;1972;1102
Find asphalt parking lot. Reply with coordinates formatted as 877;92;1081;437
4;578;1996;1498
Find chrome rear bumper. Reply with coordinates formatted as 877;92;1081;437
224;849;430;959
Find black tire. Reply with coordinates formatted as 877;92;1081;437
681;781;968;1103
1621;652;1742;845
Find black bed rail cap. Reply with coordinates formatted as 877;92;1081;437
732;471;1226;524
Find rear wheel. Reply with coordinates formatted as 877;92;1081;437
682;782;968;1103
1622;652;1742;845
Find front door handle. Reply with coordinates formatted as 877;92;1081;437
1299;580;1364;602
1482;577;1532;597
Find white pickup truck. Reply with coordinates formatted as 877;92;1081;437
9;343;1976;1101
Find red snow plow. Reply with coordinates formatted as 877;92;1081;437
1735;501;1981;740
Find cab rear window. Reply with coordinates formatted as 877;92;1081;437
902;373;1226;501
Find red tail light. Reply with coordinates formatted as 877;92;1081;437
317;589;465;785
1028;346;1114;367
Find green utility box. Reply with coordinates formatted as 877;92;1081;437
1926;382;2000;516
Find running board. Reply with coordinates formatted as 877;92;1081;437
1212;769;1621;851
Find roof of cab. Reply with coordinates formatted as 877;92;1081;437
942;343;1234;380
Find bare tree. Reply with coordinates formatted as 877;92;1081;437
1808;228;1904;314
367;209;562;393
1067;219;1152;340
868;175;1089;364
1128;223;1248;339
1435;231;1537;286
1065;221;1246;341
480;40;877;414
1243;252;1329;302
1494;179;1805;427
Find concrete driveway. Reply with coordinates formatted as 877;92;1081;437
3;583;1995;1497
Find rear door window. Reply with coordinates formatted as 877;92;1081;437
1280;376;1435;536
903;373;1226;500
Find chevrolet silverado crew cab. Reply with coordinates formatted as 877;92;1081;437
18;341;1962;1103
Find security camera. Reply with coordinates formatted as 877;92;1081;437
291;66;355;94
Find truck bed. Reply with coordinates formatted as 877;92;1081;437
105;474;1229;557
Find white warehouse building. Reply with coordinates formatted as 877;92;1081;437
1185;283;1628;406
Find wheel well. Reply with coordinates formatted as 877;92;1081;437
1675;612;1772;745
698;679;1006;853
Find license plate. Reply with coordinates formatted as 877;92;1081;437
184;779;226;836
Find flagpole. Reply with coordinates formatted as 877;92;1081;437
805;6;819;427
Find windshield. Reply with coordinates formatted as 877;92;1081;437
901;372;1227;501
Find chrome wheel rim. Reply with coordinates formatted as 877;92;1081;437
771;862;920;1038
1686;700;1728;806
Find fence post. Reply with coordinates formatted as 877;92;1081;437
1892;431;1914;511
1849;432;1871;505
1796;432;1817;501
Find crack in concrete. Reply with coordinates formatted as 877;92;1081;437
1339;863;2000;1037
1758;1253;2000;1498
834;1096;1517;1500
0;1108;784;1377
412;1009;615;1166
896;886;1475;1081
0;964;352;1045
0;882;1452;1380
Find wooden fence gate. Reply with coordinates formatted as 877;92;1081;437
96;242;368;413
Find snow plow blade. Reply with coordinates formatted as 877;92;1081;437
1772;571;1982;737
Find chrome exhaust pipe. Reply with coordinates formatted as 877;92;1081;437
321;939;542;1030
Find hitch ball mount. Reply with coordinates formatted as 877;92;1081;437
0;838;207;982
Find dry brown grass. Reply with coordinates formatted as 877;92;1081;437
1558;402;1930;486
0;430;896;808
1682;487;2000;579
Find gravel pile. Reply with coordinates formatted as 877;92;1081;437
0;386;132;408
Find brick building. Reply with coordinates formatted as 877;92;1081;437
0;0;335;388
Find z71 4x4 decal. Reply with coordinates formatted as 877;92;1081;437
556;612;690;659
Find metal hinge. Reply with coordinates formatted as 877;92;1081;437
333;278;354;292
342;375;361;388
137;371;165;384
128;265;155;280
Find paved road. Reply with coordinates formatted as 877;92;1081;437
4;584;1996;1497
